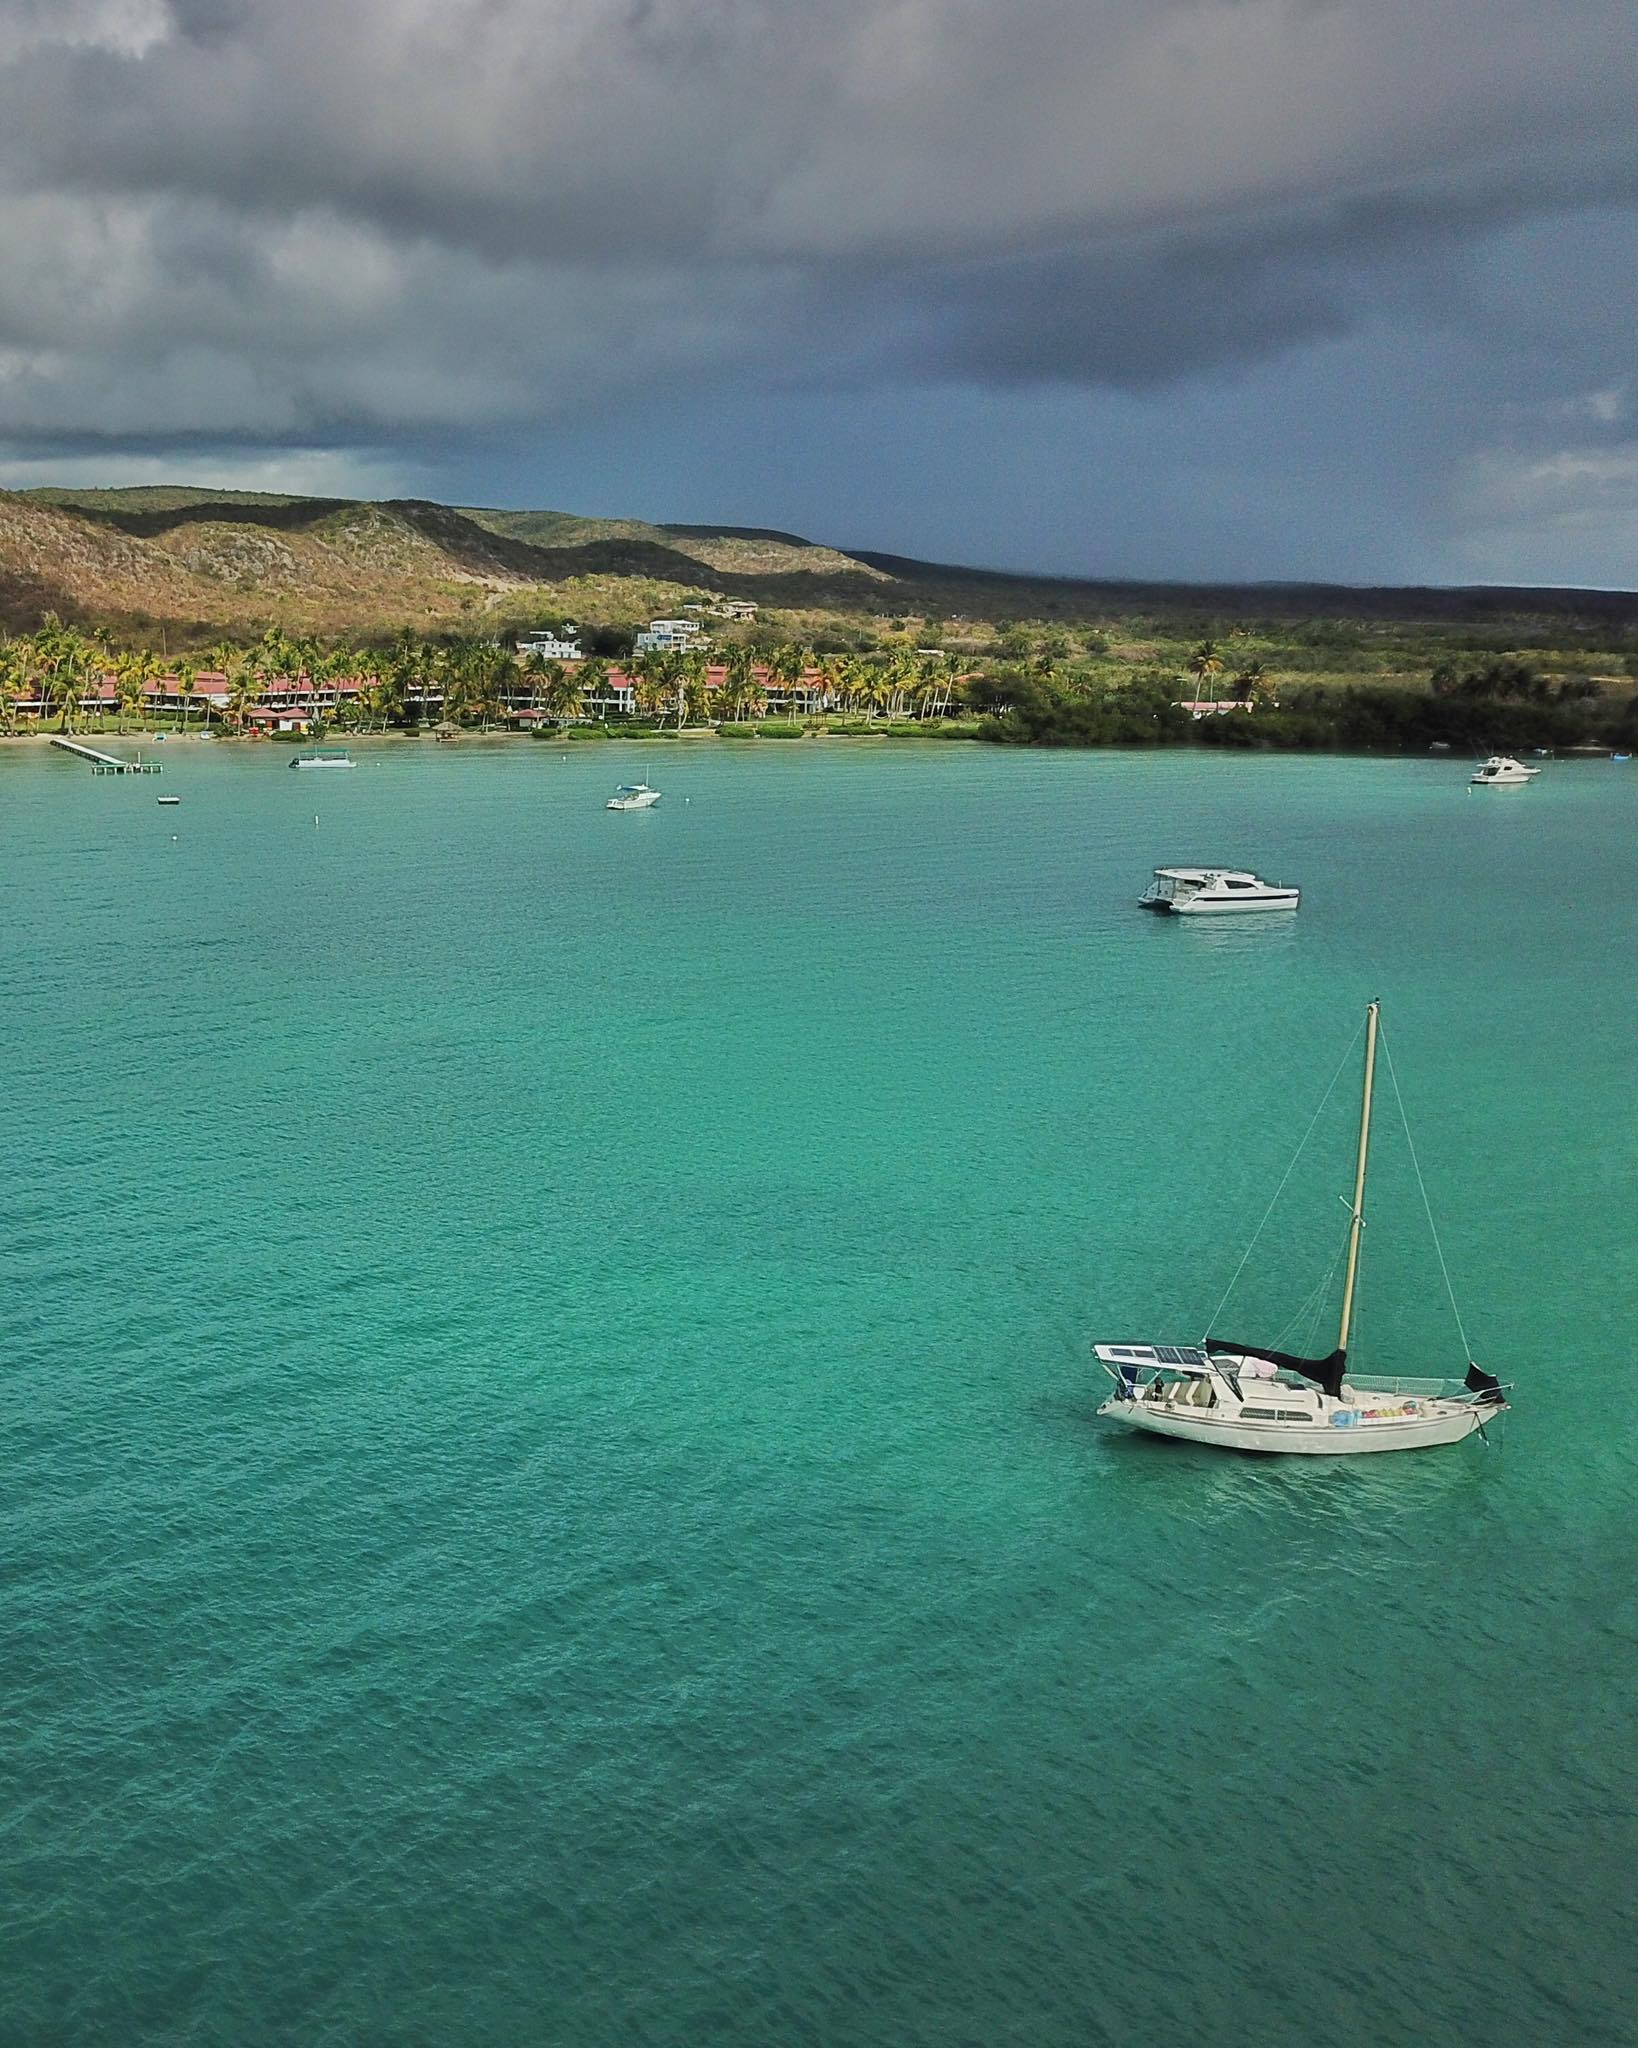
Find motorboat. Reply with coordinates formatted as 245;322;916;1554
1470;755;1538;787
157;795;181;806
290;748;355;770
1095;1001;1509;1456
1139;867;1299;915
606;783;661;811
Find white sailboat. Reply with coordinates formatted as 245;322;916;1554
1095;1001;1508;1454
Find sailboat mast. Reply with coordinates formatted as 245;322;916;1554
1337;1000;1380;1354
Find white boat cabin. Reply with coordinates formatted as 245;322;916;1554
1138;868;1300;915
606;782;662;811
1470;756;1539;787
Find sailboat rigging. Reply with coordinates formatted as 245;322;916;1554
1095;1000;1509;1455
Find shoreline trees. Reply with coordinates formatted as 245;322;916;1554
1;621;1634;754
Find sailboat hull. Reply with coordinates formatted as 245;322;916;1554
1098;1397;1486;1455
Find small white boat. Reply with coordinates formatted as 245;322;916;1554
1095;1001;1509;1456
606;783;661;811
1470;755;1538;787
290;748;355;771
1139;867;1299;915
157;795;181;806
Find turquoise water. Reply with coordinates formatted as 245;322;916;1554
4;738;1635;2046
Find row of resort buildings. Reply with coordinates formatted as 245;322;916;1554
12;655;944;731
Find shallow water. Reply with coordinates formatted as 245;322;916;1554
4;739;1635;2046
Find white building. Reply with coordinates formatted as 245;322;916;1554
634;618;709;653
517;629;583;660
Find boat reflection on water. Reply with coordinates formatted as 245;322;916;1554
1161;910;1302;959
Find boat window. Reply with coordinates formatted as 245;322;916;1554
1240;1406;1279;1420
1276;1410;1312;1423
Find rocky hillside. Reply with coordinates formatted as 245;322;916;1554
5;484;1638;645
1;487;893;640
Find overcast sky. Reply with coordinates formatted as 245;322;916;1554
1;0;1635;583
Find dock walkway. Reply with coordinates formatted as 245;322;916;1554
49;737;161;773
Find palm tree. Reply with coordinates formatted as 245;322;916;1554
367;672;406;730
675;648;709;729
684;674;714;728
471;643;513;729
806;654;838;717
223;650;258;732
54;640;90;733
716;645;754;722
1188;641;1225;707
632;648;685;724
913;652;955;719
725;662;767;723
575;657;609;721
430;645;462;727
542;665;585;724
0;641;24;734
31;614;89;732
520;649;550;715
764;643;809;717
866;666;897;723
1235;660;1275;708
255;625;300;680
114;648;158;731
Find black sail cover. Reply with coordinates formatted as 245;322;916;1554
1205;1338;1347;1401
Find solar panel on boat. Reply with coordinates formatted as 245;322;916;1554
1154;1346;1207;1366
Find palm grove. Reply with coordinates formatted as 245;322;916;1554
2;618;1632;754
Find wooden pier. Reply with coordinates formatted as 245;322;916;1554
49;737;162;774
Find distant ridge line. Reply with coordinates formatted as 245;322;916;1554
5;482;1637;632
847;549;1638;618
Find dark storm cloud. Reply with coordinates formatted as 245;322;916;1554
0;1;1635;574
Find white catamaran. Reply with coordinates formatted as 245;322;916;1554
1096;1001;1508;1454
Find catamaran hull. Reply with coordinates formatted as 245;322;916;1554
1166;894;1299;915
1097;1398;1485;1454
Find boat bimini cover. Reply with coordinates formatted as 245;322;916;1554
1206;1338;1347;1400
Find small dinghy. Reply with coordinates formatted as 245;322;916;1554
158;795;181;806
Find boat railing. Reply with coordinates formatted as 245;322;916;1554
1340;1373;1462;1398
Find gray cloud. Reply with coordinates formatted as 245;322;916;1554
0;1;1635;575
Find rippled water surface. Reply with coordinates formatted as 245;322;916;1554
4;739;1635;2046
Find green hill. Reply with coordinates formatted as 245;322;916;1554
5;486;1638;672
